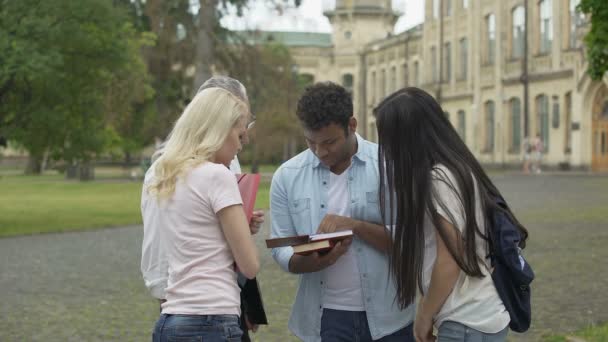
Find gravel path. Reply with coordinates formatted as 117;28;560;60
1;174;607;341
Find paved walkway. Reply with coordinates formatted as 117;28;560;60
1;174;607;341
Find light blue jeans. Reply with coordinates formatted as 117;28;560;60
152;314;242;342
437;321;508;342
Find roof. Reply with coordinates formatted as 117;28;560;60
232;30;333;47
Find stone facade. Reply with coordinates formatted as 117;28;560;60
286;0;608;171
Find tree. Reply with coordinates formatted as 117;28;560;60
131;0;302;142
192;0;302;96
225;40;308;166
579;0;608;81
0;0;153;175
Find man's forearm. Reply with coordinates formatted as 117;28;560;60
352;220;392;253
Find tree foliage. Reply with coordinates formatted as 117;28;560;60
227;41;309;164
0;0;154;173
579;0;608;81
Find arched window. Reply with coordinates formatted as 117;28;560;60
564;91;572;153
342;73;354;93
443;42;451;82
390;66;397;93
381;69;386;99
431;46;438;82
457;110;466;142
510;98;522;152
485;101;495;152
370;71;376;104
536;94;550;152
459;38;468;80
512;6;525;59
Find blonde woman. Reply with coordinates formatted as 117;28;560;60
143;87;260;342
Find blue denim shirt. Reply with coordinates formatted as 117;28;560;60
270;134;414;342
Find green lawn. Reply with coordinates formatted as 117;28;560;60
0;172;271;238
543;322;608;341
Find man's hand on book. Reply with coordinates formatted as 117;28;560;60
312;237;353;268
288;237;353;273
316;214;355;234
249;210;264;235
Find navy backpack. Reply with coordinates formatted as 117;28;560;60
487;196;534;333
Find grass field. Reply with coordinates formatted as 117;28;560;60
0;171;271;238
543;322;608;341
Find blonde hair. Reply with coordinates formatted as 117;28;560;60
148;87;247;198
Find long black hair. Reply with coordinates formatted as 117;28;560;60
374;87;528;309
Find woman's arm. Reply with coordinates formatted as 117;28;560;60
217;204;260;279
415;216;462;339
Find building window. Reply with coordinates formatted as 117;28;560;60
486;14;496;65
459;38;468;80
485;101;495;152
510;98;522;152
564;92;572;153
402;63;409;88
344;31;352;40
371;71;376;104
443;42;451;82
569;0;583;48
536;94;550;152
552;96;560;129
176;23;187;41
381;69;386;99
433;0;440;19
342;74;354;93
431;47;438;83
444;111;450;122
512;6;525;59
390;66;396;93
414;61;420;86
457;110;466;142
462;0;468;9
445;0;452;16
539;0;553;54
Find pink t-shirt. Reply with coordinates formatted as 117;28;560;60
154;162;243;316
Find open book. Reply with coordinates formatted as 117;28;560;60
265;230;354;255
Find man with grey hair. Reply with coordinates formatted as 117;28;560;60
141;75;263;341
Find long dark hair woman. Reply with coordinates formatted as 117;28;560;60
374;87;528;342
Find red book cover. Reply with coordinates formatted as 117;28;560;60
236;173;261;222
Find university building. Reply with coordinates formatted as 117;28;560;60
269;0;608;171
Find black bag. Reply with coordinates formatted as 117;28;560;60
488;196;534;333
241;277;268;325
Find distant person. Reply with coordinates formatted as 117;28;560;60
270;82;415;342
142;87;260;342
532;133;544;174
374;88;526;342
141;76;264;342
522;137;532;174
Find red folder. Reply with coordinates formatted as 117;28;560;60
236;173;261;222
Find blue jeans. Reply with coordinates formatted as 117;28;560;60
320;309;414;342
437;321;508;342
152;314;243;342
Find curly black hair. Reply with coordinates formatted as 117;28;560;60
296;82;353;132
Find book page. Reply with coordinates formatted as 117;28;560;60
309;230;353;242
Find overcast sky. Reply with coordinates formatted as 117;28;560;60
219;0;425;34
